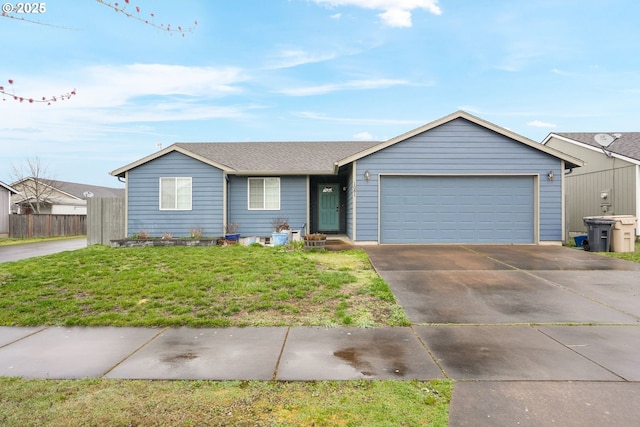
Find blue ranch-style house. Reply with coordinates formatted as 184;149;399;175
111;111;583;245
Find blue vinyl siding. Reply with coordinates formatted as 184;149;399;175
227;175;307;236
127;151;224;237
355;118;563;242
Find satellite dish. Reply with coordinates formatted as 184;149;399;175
83;191;94;198
594;133;615;147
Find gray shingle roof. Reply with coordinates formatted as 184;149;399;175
40;179;125;199
175;141;382;173
555;132;640;161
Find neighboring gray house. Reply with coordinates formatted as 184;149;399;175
111;111;582;244
11;178;124;215
1;180;18;237
542;132;640;240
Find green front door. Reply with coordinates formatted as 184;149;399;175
318;184;340;231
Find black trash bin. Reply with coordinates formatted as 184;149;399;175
583;217;616;252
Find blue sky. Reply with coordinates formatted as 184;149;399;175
2;0;639;187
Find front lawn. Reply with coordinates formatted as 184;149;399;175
0;378;451;426
0;245;409;327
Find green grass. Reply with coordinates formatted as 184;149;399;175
0;245;409;327
0;378;452;426
0;245;439;426
602;242;640;263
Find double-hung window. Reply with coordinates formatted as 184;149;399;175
248;177;280;210
160;177;192;210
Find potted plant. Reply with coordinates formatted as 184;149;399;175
271;217;290;246
224;222;240;243
303;233;327;249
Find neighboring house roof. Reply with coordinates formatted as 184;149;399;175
0;180;18;194
11;177;124;204
41;179;125;199
544;132;640;164
111;111;584;177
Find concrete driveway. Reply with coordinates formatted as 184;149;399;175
364;244;640;426
0;238;87;263
365;244;640;324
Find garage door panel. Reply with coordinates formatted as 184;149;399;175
380;176;535;244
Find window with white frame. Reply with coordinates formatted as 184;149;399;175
159;177;192;210
248;177;280;210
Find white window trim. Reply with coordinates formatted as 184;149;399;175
159;177;192;211
247;177;280;210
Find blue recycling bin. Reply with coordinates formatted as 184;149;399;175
573;235;588;248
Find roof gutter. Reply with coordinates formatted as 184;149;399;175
231;169;337;176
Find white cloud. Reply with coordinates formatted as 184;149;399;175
353;131;374;140
264;49;338;69
331;13;342;19
527;120;557;128
295;111;422;126
379;9;412;27
311;0;442;27
0;63;253;149
278;78;410;96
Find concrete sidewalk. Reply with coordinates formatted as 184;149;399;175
2;324;639;381
2;324;640;426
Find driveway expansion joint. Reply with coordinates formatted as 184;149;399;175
100;327;168;378
534;326;630;382
0;326;49;349
409;325;449;379
272;326;290;380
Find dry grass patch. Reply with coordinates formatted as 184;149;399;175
0;378;451;426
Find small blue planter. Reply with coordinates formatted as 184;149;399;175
272;232;289;246
225;233;240;242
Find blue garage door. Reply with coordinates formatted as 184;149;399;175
380;176;535;244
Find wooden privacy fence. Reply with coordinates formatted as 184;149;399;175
9;214;86;238
87;198;126;245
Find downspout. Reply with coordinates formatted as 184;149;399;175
561;161;566;243
637;165;640;237
352;161;357;242
306;176;310;236
223;173;228;233
124;171;129;237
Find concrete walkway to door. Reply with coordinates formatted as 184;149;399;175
364;244;640;426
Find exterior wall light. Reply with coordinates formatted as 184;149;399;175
364;170;370;181
547;170;554;181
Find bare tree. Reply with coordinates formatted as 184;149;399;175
10;157;63;214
